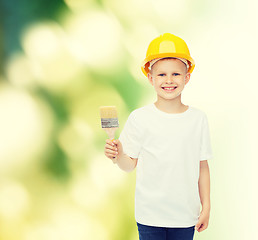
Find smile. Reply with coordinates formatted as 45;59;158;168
162;87;177;92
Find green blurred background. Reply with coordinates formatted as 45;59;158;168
0;0;258;239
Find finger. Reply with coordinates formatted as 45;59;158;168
113;140;120;147
105;144;116;150
195;224;201;231
197;224;204;232
105;145;118;153
105;148;118;155
105;153;117;160
105;150;118;158
200;223;207;232
105;152;117;157
106;139;116;146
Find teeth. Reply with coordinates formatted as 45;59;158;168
163;87;176;90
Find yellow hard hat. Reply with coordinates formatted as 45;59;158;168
141;33;195;76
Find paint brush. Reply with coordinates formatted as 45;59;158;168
99;106;119;163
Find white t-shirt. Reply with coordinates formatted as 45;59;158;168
118;103;213;228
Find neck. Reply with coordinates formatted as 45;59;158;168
154;96;187;114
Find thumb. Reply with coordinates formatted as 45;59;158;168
113;139;121;146
195;222;201;231
113;139;123;153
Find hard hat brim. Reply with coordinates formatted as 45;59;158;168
141;53;195;76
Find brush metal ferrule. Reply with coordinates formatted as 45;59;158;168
101;118;119;128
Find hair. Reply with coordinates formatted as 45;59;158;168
149;57;188;75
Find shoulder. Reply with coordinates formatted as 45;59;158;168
189;106;208;118
127;104;153;127
129;104;153;118
188;106;210;124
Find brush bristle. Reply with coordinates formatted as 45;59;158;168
99;106;119;128
99;106;118;118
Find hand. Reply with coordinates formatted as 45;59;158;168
104;139;123;163
195;209;210;232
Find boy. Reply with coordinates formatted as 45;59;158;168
104;33;213;240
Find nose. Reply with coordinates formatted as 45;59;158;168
166;76;173;84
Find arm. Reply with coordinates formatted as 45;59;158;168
195;160;211;232
199;160;210;211
114;139;137;172
117;153;138;172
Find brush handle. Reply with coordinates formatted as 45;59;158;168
103;127;118;164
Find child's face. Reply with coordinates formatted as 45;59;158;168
147;58;190;102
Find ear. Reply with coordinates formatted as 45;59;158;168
147;73;154;86
185;72;191;85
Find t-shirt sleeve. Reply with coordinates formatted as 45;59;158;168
200;113;213;161
118;111;144;159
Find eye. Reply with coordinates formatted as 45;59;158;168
173;73;180;76
158;73;165;76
